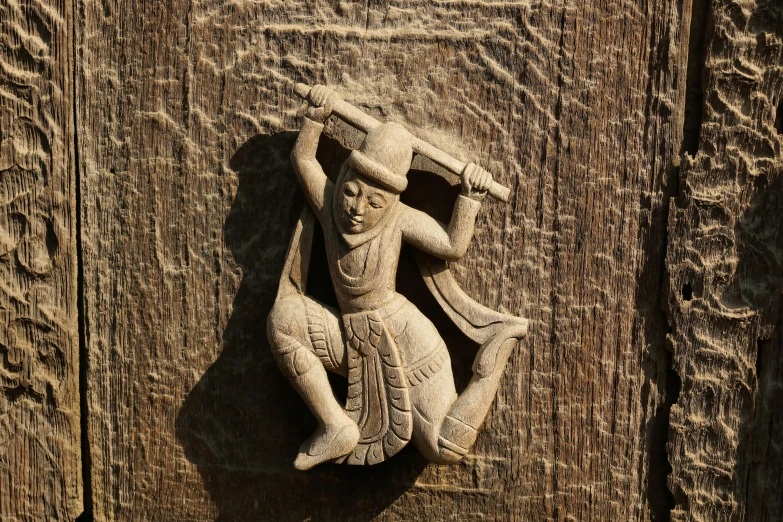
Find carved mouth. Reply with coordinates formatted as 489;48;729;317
347;215;363;226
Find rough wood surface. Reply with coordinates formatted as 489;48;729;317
0;0;81;519
76;1;695;520
3;0;780;518
665;1;783;521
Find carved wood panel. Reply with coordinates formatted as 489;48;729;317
0;0;778;520
76;0;688;520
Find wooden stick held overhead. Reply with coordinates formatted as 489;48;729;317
294;83;511;203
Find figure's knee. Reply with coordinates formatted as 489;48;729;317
267;297;307;342
430;448;464;465
267;297;318;378
416;414;478;465
414;430;464;465
435;415;478;464
409;368;463;464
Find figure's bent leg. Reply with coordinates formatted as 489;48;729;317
409;357;480;465
408;355;460;464
450;323;528;425
267;296;358;470
411;325;527;464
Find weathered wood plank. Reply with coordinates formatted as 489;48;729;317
0;0;81;519
79;0;687;520
665;1;783;520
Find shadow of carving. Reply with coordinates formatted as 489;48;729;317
635;163;680;521
175;131;480;521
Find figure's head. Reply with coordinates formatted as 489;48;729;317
336;122;412;233
338;169;396;233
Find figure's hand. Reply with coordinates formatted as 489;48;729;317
306;85;340;123
461;163;492;201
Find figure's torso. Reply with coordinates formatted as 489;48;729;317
322;200;404;313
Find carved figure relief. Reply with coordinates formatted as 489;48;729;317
267;84;529;469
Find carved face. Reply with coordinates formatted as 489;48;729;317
338;169;396;233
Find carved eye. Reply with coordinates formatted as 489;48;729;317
344;184;358;197
369;199;384;209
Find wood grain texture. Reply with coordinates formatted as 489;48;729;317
0;0;81;519
77;0;689;520
665;1;783;521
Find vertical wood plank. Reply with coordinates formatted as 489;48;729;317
665;1;783;520
0;0;81;519
78;0;686;520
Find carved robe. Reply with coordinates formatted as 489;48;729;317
323;189;444;464
276;174;527;465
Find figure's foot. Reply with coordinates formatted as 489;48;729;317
294;417;360;470
474;322;528;377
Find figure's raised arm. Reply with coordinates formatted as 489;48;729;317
290;85;340;217
400;163;493;261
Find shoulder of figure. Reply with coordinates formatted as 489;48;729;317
396;202;416;224
397;202;436;235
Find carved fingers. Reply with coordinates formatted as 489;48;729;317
306;85;340;123
461;163;493;201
